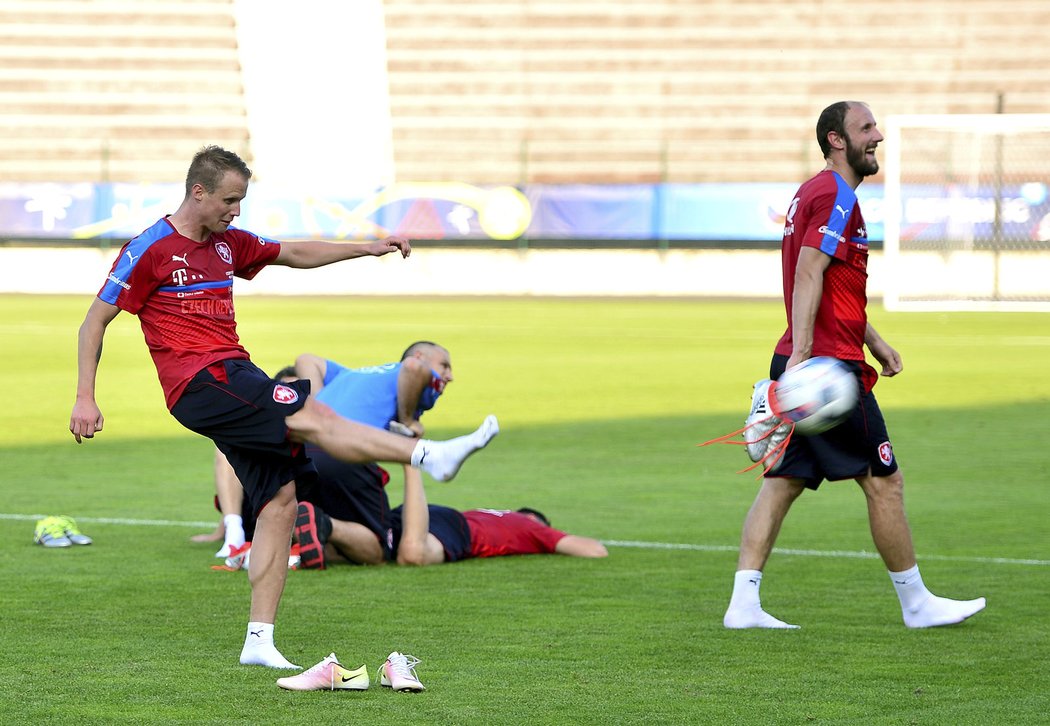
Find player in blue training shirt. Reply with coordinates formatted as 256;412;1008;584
200;341;454;567
293;341;452;568
301;340;448;434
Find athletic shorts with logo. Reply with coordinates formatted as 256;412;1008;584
769;353;898;489
171;358;317;515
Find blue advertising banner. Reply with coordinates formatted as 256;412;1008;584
1;180;1048;244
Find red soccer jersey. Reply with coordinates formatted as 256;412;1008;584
775;170;870;366
464;509;567;558
98;218;281;408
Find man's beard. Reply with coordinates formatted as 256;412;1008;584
845;136;879;177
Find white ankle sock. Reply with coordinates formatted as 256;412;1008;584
224;514;245;545
888;564;930;612
729;569;763;610
890;566;986;628
239;622;299;669
216;514;246;557
411;414;499;481
724;570;801;629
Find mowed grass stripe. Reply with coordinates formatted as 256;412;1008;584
8;513;1048;566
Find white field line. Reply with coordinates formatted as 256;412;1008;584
5;513;1046;567
602;540;1050;567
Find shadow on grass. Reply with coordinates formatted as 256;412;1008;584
6;400;1048;555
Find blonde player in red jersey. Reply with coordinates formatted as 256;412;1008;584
70;146;499;669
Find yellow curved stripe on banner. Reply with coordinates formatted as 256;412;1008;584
71;183;532;241
338;182;532;240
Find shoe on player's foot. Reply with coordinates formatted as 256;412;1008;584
54;515;93;545
276;653;369;691
224;542;252;570
378;651;425;692
220;541;300;571
723;605;801;629
34;517;72;548
294;502;332;570
903;595;986;628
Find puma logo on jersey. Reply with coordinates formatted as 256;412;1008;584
172;253;189;266
835;204;850;219
125;250;138;265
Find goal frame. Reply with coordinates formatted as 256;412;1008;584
882;113;1050;312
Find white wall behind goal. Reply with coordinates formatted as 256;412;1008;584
233;0;395;194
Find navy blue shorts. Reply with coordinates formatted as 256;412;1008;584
304;448;395;560
390;504;471;562
769;354;899;490
171;359;317;516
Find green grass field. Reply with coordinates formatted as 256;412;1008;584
2;294;1048;725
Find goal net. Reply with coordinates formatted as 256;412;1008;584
882;114;1050;311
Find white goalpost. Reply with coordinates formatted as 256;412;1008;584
882;114;1050;312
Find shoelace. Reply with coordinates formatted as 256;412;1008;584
300;654;339;678
700;415;795;477
700;379;797;480
388;653;421;680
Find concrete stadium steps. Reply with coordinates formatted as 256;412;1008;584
382;0;1050;184
0;0;248;182
1;0;1048;186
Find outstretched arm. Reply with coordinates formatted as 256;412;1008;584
554;534;609;558
70;298;121;443
396;465;447;566
274;236;410;269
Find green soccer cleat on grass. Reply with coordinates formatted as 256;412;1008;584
276;654;370;691
55;516;93;545
34;517;72;548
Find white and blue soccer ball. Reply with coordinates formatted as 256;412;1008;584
773;356;859;435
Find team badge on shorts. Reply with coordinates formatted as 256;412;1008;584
214;241;233;264
878;441;894;466
273;384;299;404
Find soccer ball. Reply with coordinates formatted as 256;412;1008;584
772;357;858;435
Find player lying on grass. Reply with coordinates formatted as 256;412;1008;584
295;464;608;567
191;343;603;566
70;145;498;670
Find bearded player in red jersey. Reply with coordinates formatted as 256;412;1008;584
70;146;499;669
723;102;985;630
